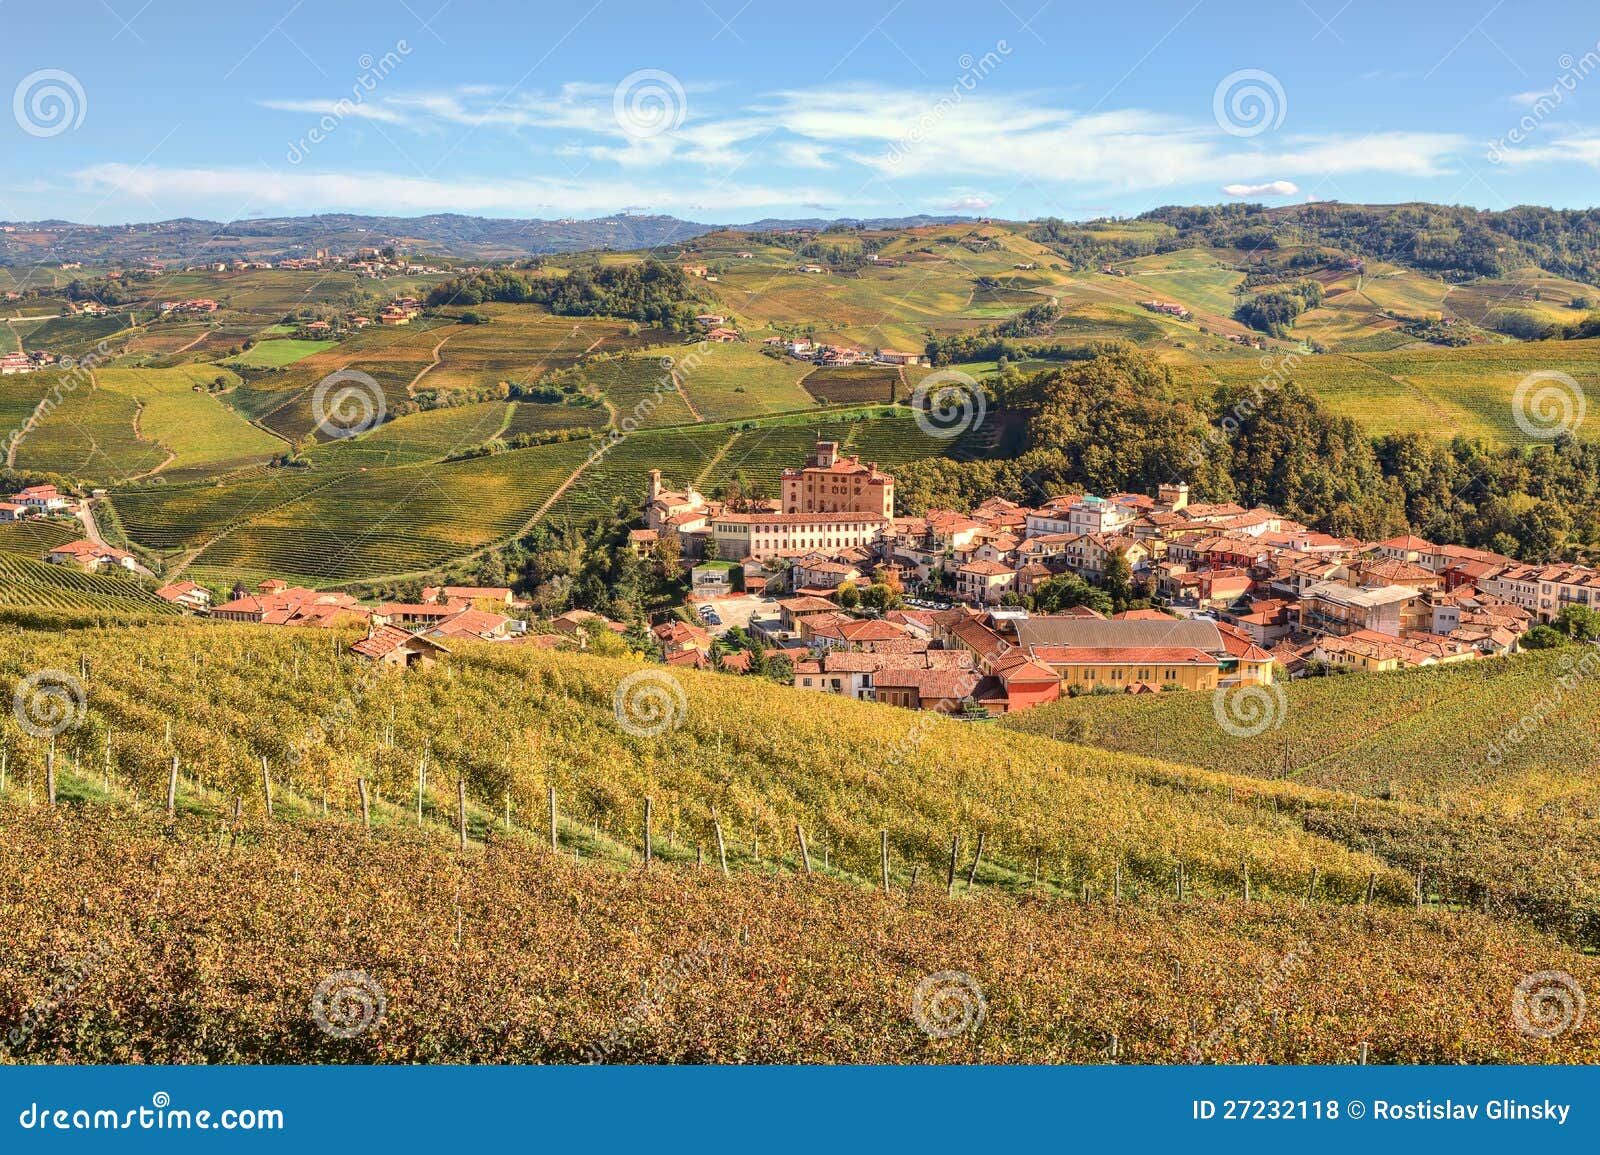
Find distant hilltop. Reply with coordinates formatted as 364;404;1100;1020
0;212;976;266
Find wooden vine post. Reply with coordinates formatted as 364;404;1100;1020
795;823;811;874
880;830;890;894
46;744;57;807
548;786;558;851
457;779;468;851
643;797;653;865
713;810;729;878
260;756;274;819
166;754;179;817
358;777;371;828
946;835;960;897
966;832;985;891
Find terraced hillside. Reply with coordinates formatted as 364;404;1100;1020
1167;338;1600;444
181;439;596;584
1001;650;1600;816
0;550;177;616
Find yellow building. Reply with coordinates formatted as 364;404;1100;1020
1029;645;1222;691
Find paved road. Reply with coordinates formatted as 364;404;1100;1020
76;500;156;578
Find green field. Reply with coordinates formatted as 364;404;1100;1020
95;365;284;476
307;401;511;469
1169;338;1600;444
181;438;596;583
572;353;699;429
502;398;608;438
224;338;338;368
672;342;816;420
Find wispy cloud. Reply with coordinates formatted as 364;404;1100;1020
1221;179;1300;197
254;80;1471;198
72;163;829;217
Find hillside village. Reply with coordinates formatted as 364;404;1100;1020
12;430;1598;711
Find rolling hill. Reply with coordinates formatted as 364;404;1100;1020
0;621;1595;1063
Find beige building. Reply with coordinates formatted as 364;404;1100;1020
780;440;894;517
711;511;887;561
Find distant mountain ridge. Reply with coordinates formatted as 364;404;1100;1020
0;212;975;266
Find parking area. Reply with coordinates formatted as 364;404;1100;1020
688;592;776;636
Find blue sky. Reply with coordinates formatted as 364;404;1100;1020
7;0;1600;225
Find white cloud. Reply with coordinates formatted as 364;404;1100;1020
254;81;1469;195
258;99;410;124
1221;180;1300;197
71;163;833;218
943;195;992;212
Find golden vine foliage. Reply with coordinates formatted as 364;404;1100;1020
0;805;1594;1064
0;623;1409;905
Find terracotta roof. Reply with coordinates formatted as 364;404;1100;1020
1030;645;1220;666
959;559;1016;577
351;625;449;659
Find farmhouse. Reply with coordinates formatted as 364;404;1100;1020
46;540;138;573
154;581;212;612
12;484;69;512
351;625;449;668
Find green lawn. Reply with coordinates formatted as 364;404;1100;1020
225;338;339;368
